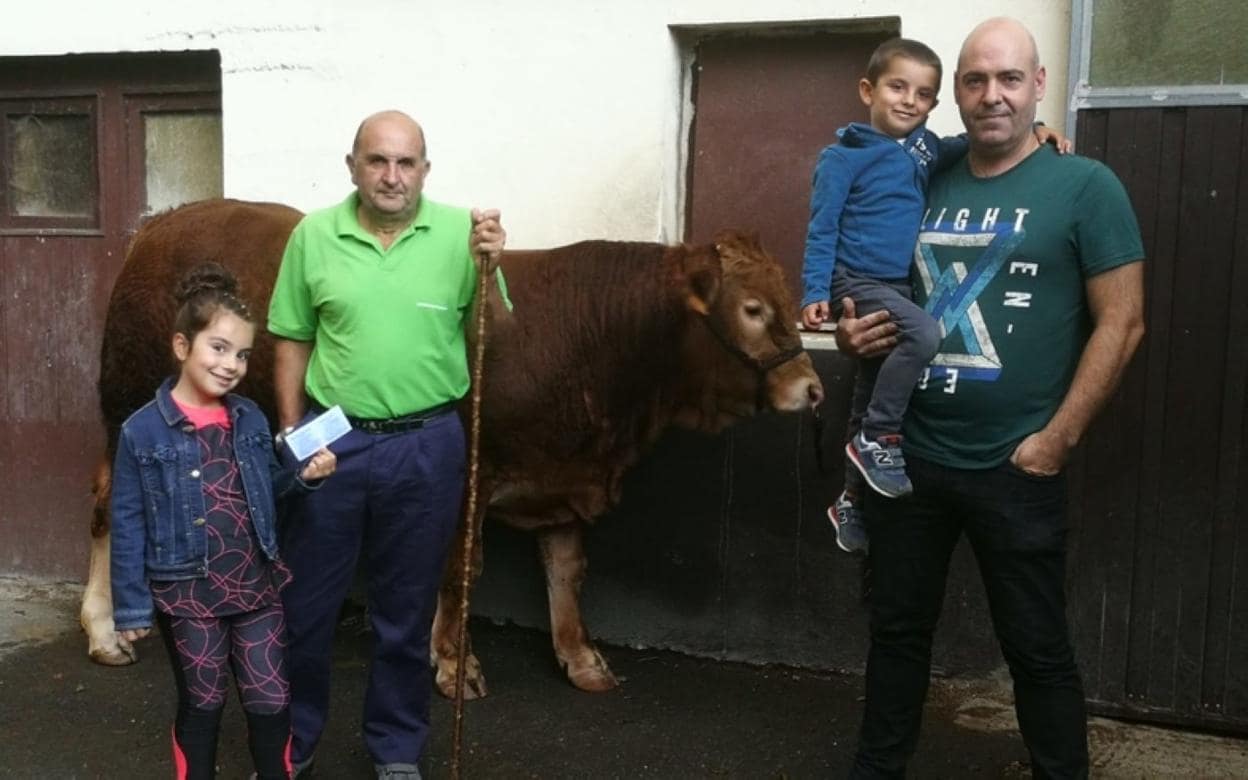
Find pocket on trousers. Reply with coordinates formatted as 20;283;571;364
1001;460;1062;483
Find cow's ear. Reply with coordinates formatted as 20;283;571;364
684;247;722;315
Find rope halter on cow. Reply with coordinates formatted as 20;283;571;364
697;316;806;412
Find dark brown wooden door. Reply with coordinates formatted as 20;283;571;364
0;52;221;576
686;29;893;298
1070;105;1248;733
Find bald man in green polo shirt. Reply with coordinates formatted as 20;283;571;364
268;110;508;780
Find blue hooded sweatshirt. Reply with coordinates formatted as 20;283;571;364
800;122;966;308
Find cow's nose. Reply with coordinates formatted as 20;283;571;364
807;380;825;408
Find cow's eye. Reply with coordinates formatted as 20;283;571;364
743;301;765;319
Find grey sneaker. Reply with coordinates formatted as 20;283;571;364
845;432;913;498
828;491;869;554
376;764;422;780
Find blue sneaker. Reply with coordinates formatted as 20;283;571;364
827;491;868;554
845;432;913;498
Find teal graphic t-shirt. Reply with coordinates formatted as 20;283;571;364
904;146;1143;469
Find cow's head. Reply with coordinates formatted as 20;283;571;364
672;231;823;431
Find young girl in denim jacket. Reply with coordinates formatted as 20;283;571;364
110;264;335;780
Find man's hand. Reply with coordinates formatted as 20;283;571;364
801;301;830;330
119;628;150;643
1009;429;1070;476
834;297;898;358
470;208;506;273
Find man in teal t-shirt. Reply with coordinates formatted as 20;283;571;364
268;110;508;779
836;20;1145;779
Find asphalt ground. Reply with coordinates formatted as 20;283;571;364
2;579;1246;778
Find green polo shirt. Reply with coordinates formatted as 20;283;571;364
267;193;509;419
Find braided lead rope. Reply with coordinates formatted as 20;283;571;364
451;256;491;779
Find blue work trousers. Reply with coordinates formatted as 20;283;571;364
851;454;1088;780
281;410;465;767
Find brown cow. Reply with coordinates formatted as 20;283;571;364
81;198;824;698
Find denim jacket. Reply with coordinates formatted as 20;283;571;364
110;377;311;631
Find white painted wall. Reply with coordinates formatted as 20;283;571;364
3;0;1070;248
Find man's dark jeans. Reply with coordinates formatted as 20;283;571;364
850;454;1088;780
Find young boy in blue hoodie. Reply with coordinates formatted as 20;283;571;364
801;38;1067;554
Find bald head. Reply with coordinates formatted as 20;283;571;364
954;17;1047;172
346;110;432;230
959;17;1040;72
352;110;427;159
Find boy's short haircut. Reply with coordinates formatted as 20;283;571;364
865;37;943;88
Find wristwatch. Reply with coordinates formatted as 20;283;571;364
274;426;295;448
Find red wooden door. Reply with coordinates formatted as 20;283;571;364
0;52;221;576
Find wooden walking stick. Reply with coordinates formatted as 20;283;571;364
451;249;492;779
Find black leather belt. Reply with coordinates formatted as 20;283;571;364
313;401;457;435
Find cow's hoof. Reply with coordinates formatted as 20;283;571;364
563;648;619;693
567;663;618;693
434;654;489;700
90;640;138;666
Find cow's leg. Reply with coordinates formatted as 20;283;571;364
539;523;618;692
431;507;488;700
81;458;137;665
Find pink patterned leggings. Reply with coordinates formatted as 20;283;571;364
156;604;291;779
